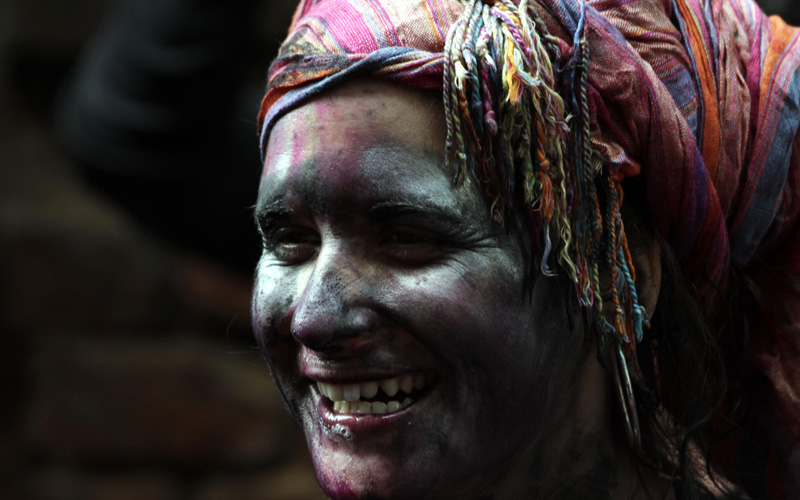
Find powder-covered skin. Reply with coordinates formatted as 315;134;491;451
252;80;671;500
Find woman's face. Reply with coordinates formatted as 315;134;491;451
253;80;592;499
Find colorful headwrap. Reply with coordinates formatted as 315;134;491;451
258;0;800;496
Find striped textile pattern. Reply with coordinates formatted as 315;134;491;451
256;0;800;496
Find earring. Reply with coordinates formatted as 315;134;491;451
609;338;642;454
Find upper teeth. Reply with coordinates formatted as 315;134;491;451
316;373;428;415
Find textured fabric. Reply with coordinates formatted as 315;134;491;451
258;0;462;146
257;0;800;496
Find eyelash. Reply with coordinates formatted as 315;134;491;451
262;226;320;264
381;227;446;264
261;224;457;265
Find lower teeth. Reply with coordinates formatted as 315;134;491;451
332;398;413;415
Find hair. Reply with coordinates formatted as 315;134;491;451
619;176;751;500
497;149;748;499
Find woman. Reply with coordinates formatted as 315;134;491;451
252;0;800;498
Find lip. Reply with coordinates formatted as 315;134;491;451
315;392;412;434
313;379;438;437
301;350;438;383
305;369;411;383
299;349;442;435
303;366;433;383
302;366;439;436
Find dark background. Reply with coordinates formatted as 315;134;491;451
1;1;797;499
0;1;324;499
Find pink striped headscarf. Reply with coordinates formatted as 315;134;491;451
258;0;800;496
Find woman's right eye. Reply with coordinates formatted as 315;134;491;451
264;227;319;264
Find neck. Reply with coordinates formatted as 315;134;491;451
511;429;675;500
490;351;676;500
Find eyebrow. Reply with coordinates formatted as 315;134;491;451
254;199;294;233
367;200;463;228
254;198;468;234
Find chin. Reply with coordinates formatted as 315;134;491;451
285;377;500;500
308;442;432;500
293;387;449;499
310;454;450;500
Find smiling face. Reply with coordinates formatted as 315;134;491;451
253;80;597;499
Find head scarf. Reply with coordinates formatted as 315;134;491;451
257;0;800;496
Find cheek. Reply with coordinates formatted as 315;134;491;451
405;259;531;356
252;260;305;359
395;260;583;411
386;256;538;395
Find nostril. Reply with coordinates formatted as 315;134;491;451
289;254;379;351
291;305;379;352
290;305;333;347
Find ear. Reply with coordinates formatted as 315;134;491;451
599;238;661;323
631;238;661;319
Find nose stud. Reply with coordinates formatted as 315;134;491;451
349;307;377;333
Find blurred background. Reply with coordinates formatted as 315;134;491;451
0;1;798;499
0;0;324;498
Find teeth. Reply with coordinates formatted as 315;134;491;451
380;378;399;397
333;401;351;413
316;374;429;415
361;381;379;398
343;384;360;402
399;374;414;394
332;399;406;415
327;384;344;401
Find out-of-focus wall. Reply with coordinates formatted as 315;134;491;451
0;1;324;499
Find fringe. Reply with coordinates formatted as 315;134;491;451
443;0;647;379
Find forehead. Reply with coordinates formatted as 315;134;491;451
258;80;484;216
266;79;445;165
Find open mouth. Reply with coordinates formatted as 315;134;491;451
316;373;431;415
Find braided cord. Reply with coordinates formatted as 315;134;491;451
444;0;648;380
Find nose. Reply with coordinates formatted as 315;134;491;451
291;247;378;353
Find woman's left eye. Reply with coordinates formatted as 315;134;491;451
386;231;428;245
382;228;444;264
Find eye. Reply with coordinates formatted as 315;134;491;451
263;226;319;264
387;231;428;245
382;227;443;264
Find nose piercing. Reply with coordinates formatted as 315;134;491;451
349;307;377;332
